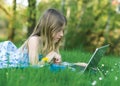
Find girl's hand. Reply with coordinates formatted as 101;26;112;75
45;51;62;63
53;53;61;64
74;62;88;67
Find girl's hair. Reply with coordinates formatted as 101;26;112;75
21;8;67;55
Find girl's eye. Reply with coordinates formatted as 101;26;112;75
58;28;64;32
57;30;64;34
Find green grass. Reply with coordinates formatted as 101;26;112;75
0;50;120;86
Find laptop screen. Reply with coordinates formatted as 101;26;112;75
83;44;110;72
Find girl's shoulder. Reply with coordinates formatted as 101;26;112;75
28;36;41;42
19;36;41;51
27;36;42;47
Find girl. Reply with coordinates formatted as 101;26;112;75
0;8;87;69
0;8;67;68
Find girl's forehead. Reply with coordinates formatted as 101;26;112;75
62;23;66;29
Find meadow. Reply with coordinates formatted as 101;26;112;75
0;50;120;86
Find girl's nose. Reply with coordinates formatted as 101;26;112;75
60;31;63;37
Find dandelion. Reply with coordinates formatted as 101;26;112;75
41;57;48;62
99;77;103;80
91;80;97;86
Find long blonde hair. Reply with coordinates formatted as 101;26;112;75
21;8;67;55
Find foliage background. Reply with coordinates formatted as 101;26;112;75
0;0;120;56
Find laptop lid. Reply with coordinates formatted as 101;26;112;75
83;44;110;72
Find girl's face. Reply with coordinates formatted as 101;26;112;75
52;29;64;43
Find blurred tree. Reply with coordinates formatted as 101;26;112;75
0;4;11;18
27;0;36;37
0;0;120;55
61;0;65;14
8;0;16;41
64;0;120;55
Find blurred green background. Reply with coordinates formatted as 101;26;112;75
0;0;120;56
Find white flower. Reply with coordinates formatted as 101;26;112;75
111;69;114;71
99;77;103;80
115;76;118;81
101;64;104;67
106;70;109;73
105;70;109;75
115;63;117;66
92;80;97;86
6;72;8;76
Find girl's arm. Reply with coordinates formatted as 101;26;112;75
28;36;40;65
46;51;61;64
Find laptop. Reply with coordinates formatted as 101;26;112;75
83;44;109;72
69;44;110;74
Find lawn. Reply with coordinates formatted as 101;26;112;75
0;50;120;86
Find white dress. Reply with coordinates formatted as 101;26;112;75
0;41;29;68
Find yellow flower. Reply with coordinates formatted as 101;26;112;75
42;57;48;62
